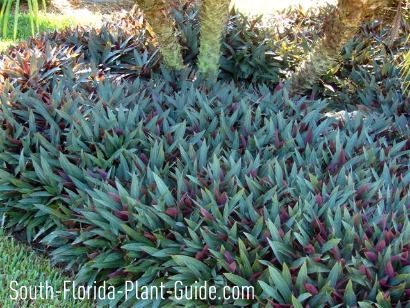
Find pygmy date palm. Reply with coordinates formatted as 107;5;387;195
402;36;409;91
136;0;231;78
197;0;231;80
136;0;185;70
401;5;409;92
288;0;402;96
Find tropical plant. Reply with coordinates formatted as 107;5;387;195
401;0;409;91
136;0;232;76
403;47;410;90
0;5;409;307
136;0;185;70
400;1;409;91
197;0;231;79
287;0;403;95
0;23;409;306
0;0;47;40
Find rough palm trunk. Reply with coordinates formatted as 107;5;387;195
137;0;184;70
403;36;410;92
197;0;231;80
288;0;398;96
364;0;399;19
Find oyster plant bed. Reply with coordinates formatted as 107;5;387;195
0;8;409;307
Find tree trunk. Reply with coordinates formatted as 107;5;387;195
287;0;398;96
403;35;410;92
197;0;231;80
137;0;184;70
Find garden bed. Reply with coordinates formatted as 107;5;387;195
0;3;409;307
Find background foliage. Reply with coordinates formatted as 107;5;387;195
0;3;408;307
0;0;48;39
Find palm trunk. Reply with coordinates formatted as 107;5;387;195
287;0;398;96
137;0;184;70
403;35;410;92
363;0;399;19
197;0;231;80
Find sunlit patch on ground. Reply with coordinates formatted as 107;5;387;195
233;0;336;15
48;0;338;29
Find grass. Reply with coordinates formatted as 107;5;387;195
0;229;91;307
0;12;74;51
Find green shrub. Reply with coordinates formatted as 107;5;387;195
318;20;408;113
4;7;405;95
0;8;409;307
174;4;308;84
1;40;409;306
136;4;410;93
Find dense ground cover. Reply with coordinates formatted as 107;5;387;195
0;5;409;307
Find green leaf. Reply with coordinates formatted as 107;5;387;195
328;261;341;288
268;265;292;302
224;273;251;287
258;280;281;302
321;238;341;254
292;295;303;308
152;172;174;206
344;280;356;306
296;261;307;291
172;255;210;279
